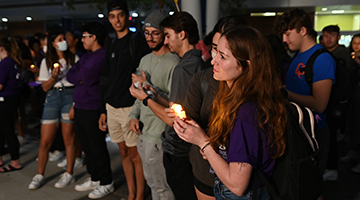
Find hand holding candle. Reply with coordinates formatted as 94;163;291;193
171;103;187;120
51;63;61;79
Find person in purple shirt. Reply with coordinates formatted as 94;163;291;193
66;21;114;199
0;36;23;172
173;26;287;200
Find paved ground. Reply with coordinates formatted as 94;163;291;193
1;113;360;199
0;120;151;200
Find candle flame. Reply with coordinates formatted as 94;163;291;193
171;103;186;119
53;63;59;68
30;64;35;69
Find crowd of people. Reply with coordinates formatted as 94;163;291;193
1;0;360;199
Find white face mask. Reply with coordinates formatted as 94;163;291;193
55;41;68;52
211;51;217;59
43;45;47;53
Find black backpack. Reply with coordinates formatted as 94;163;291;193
254;102;322;200
303;48;353;122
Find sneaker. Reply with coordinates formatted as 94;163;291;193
88;182;114;199
58;158;84;169
340;150;360;163
17;135;27;145
75;177;100;191
323;169;338;181
351;163;360;173
49;150;64;162
29;174;45;189
74;158;84;168
57;159;67;168
54;172;75;188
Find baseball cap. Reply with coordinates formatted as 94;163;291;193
143;9;168;31
107;0;128;13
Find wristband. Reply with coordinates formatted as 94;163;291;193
201;142;211;153
142;96;152;106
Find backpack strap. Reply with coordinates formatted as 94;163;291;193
253;169;280;200
110;31;139;62
200;68;210;100
302;48;327;94
129;31;139;62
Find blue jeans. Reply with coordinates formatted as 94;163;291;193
214;177;270;200
41;87;74;124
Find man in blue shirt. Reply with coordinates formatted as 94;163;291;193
275;8;336;176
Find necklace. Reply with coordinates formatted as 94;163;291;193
149;53;166;75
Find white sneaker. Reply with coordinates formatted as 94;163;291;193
351;163;360;173
17;135;27;145
57;159;67;168
323;169;338;181
29;174;45;189
75;177;100;191
74;158;84;168
54;172;75;188
88;182;114;199
58;158;84;169
49;150;64;162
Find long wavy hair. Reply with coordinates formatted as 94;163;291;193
0;36;22;65
207;26;287;158
45;30;75;70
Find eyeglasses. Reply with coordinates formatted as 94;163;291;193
144;31;162;39
82;34;93;38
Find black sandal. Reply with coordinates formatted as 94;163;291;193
0;165;22;173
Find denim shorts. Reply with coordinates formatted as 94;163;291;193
41;87;74;124
214;177;270;200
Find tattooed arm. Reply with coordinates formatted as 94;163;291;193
201;146;253;196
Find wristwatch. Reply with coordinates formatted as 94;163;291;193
142;96;152;106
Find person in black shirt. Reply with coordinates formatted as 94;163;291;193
98;0;151;199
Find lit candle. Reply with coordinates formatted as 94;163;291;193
30;64;35;69
53;63;60;68
171;103;186;119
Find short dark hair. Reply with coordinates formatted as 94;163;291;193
274;8;313;35
322;25;340;34
160;12;199;45
82;22;108;47
212;16;247;34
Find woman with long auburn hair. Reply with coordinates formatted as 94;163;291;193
174;26;287;199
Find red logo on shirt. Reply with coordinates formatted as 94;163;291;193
295;63;305;79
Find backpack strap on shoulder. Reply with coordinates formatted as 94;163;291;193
129;31;140;62
302;48;327;94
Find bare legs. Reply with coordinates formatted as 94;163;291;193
118;142;145;200
37;122;75;175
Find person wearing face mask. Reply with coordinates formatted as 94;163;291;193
28;30;79;190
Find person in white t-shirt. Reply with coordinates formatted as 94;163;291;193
29;30;79;190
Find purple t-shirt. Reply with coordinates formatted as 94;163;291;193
217;103;275;181
0;57;22;97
